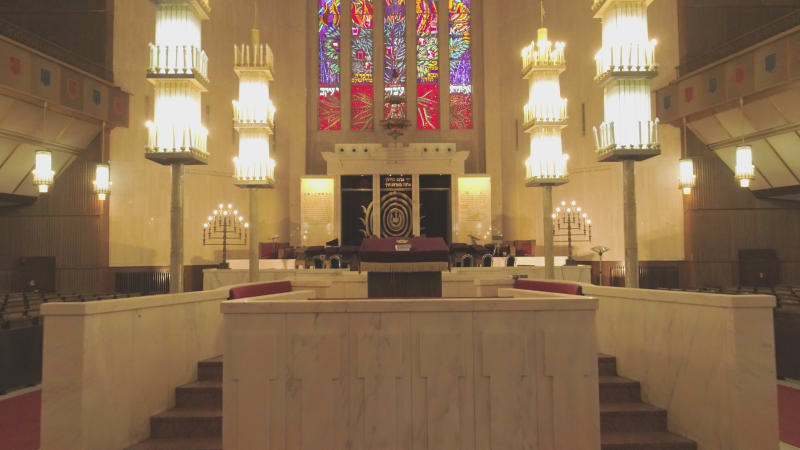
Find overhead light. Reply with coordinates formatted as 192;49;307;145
735;145;755;188
32;150;54;193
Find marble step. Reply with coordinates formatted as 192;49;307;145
197;356;223;382
599;376;642;402
600;402;667;432
125;437;222;450
601;431;698;450
598;353;618;376
175;381;222;409
150;408;221;439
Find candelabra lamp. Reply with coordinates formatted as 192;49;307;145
233;23;276;282
552;200;592;265
591;0;659;287
145;0;211;293
521;1;568;279
203;204;249;269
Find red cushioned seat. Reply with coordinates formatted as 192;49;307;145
228;281;292;300
513;279;582;296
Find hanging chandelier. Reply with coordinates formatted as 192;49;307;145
32;150;54;193
735;145;755;188
521;7;568;187
233;27;275;187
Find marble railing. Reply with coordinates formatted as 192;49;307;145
221;295;600;449
38;284;309;450
202;265;592;297
582;284;779;450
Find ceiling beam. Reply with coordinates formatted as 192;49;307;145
0;128;83;155
707;122;800;150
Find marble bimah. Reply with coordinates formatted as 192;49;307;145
221;295;601;449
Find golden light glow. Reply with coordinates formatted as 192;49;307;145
93;163;111;200
32;150;54;193
735;145;755;188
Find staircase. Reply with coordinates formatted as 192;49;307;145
599;354;697;449
126;356;223;450
128;354;695;450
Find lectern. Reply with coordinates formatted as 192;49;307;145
359;237;449;298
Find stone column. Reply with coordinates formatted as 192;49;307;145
622;160;638;288
249;188;259;282
542;185;554;280
170;163;184;293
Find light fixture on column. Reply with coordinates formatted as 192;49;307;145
32;150;54;193
522;1;568;280
233;11;276;282
735;145;755;188
93;164;111;200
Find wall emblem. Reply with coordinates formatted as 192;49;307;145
68;79;81;99
92;89;101;106
662;95;671;110
113;97;124;115
708;77;718;94
684;87;694;103
8;56;21;77
733;65;746;84
765;53;777;73
40;69;51;86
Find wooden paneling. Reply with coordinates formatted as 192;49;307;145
0;134;109;293
684;136;800;288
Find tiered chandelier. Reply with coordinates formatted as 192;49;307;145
145;0;210;165
521;9;568;185
592;0;660;161
233;28;275;187
521;1;568;280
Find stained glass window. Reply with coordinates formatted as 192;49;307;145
351;0;374;130
448;0;472;129
416;0;439;130
319;0;342;131
384;0;407;120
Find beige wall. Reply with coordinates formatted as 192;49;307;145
109;0;685;267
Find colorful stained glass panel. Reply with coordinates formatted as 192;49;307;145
319;0;342;131
352;0;374;130
384;0;407;120
449;0;472;129
416;0;439;129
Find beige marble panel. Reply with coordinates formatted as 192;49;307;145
221;296;599;449
584;284;779;450
40;288;228;450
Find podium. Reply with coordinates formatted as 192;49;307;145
359;237;449;298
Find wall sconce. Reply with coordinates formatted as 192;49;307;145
678;159;695;195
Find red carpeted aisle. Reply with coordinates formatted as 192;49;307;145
0;390;40;450
780;385;800;447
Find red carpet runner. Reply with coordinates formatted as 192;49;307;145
0;390;40;450
779;384;800;447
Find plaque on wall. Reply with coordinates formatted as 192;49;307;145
300;178;335;246
456;177;491;244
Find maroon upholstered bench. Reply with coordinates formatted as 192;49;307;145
228;281;292;300
513;279;583;296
